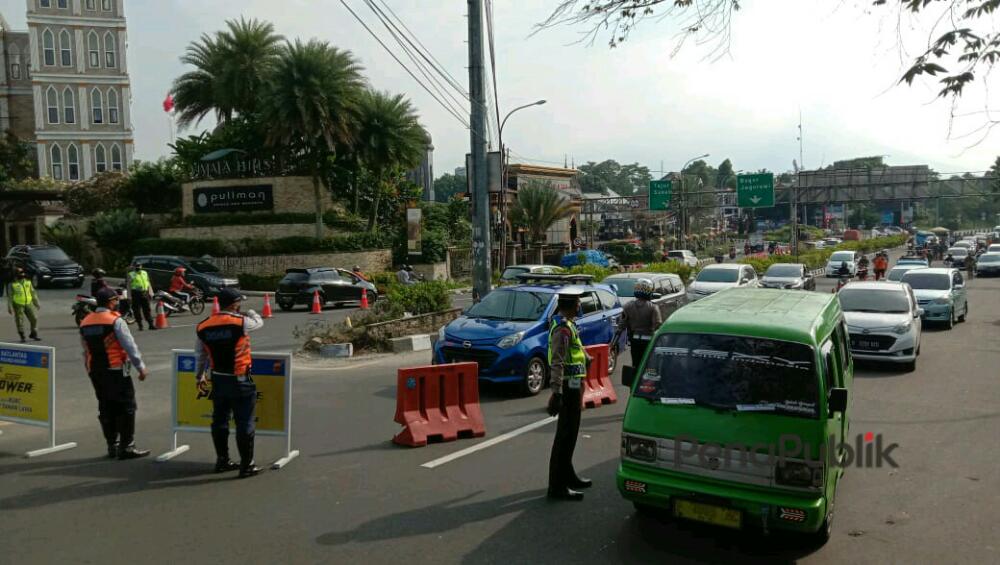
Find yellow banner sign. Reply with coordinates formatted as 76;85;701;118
174;353;288;433
0;347;52;425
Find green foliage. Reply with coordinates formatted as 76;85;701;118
237;273;284;291
564;263;613;281
134;232;391;257
433;173;466;202
176;210;366;230
509;182;577;242
386;281;452;317
738;235;909;272
41;223;94;268
578;159;652;196
764;224;825;242
0;132;37;186
602;241;654;263
641;261;697;282
124;159;184;213
87;209;152;270
64;173;130;215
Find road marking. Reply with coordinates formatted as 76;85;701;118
296;360;381;372
420;416;557;469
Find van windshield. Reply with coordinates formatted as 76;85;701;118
634;333;819;418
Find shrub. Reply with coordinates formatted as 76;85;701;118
134;232;391;257
386;280;452;316
87;209;153;270
41;222;95;268
565;264;613;282
642;261;697;282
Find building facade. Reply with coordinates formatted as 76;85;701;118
0;0;134;181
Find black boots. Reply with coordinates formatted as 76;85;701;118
236;432;261;478
212;429;239;472
115;413;149;460
547;488;585;501
569;477;593;489
99;416;118;458
29;330;40;341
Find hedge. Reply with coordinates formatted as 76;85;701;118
176;210;367;230
739;235;909;273
134;232;391;257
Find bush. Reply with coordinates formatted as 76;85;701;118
87;209;153;270
134;232;391;257
42;222;95;268
564;263;613;282
176;210;368;231
642;261;698;282
386;280;452;316
238;274;284;291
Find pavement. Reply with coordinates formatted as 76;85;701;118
2;261;998;564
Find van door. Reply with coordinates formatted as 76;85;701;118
821;339;845;466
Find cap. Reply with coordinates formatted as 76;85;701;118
95;287;118;305
217;287;247;309
556;285;586;298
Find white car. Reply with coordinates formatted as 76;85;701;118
987;244;1000;254
839;281;922;372
886;264;926;282
825;250;860;277
665;249;699;268
685;264;758;302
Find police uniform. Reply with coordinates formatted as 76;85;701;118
79;289;148;459
195;289;264;477
8;275;40;342
128;266;156;330
621;296;662;368
547;288;592;500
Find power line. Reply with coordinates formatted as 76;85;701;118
374;0;469;97
485;0;501;149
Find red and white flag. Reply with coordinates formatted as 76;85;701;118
162;93;175;113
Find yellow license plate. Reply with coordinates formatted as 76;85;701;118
673;499;742;529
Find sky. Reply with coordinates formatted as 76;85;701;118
2;0;997;177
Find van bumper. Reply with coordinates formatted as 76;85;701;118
617;461;828;534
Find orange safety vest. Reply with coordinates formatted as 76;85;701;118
80;311;127;373
196;313;252;376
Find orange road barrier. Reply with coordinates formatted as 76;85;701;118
393;362;486;447
582;344;617;409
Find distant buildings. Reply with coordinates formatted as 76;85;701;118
406;136;434;201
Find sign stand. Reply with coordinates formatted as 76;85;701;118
156;350;298;470
0;343;77;458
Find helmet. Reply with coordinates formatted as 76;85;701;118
92;268;106;278
353;265;361;271
174;267;186;275
633;278;654;300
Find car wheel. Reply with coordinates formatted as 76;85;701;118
608;345;618;374
277;300;295;312
945;308;955;329
903;359;916;373
811;510;834;547
521;356;547;396
31;274;41;289
958;302;967;322
72;279;84;289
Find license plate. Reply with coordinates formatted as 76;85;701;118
851;339;881;350
673;499;742;529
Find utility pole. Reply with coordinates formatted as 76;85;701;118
792;113;803;261
468;0;490;302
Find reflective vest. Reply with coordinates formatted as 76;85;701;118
548;319;587;378
80;311;127;372
130;269;151;291
196;313;252;376
10;279;34;306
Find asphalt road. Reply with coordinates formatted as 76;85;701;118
3;264;998;564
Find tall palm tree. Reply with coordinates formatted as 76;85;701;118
509;182;578;262
355;90;430;231
261;39;365;238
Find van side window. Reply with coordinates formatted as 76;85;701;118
834;323;850;381
822;340;839;394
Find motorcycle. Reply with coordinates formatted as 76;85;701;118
832;275;850;293
73;286;135;326
857;267;869;281
154;289;206;317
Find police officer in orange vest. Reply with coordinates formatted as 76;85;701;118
194;288;264;478
79;287;150;459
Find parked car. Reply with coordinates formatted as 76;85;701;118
432;274;626;395
839;281;922;372
685;264;758;302
901;268;969;329
975;252;1000;276
825;250;860;277
664;249;699;268
6;245;84;288
131;255;240;296
759;263;816;290
603;272;687;321
275;267;377;311
560;249;619;270
886;264;926;282
498;264;563;286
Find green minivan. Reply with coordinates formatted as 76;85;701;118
617;288;853;544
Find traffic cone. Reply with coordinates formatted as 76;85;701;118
154;300;169;329
310;290;322;314
262;293;273;318
212;296;220;315
360;288;369;310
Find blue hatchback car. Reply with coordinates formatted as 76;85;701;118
433;274;626;395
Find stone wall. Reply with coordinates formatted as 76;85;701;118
212;249;392;276
365;308;463;342
182;176;333;217
160;223;341;240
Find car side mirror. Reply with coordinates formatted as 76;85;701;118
915;308;924;318
622;365;636;388
651;292;662;299
828;387;848;414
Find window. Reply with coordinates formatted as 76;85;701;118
59;30;72;67
104;33;116;68
101;0;111;10
580;292;600;316
822;341;839;395
597;289;618;310
107;88;119;123
62;87;75;123
88;32;100;67
50;144;63;180
10;64;19;79
85;0;95;9
111;144;122;171
95;143;107;172
46;87;59;124
91;88;103;123
67;144;79;181
39;0;51;7
42;29;55;66
57;0;67;7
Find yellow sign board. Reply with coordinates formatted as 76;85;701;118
0;347;52;425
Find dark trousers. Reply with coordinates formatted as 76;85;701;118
210;373;257;467
548;383;583;491
131;292;154;328
629;336;653;369
88;368;138;447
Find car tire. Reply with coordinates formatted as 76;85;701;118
945;308;955;329
608;345;618;375
958;303;967;323
522;356;547;396
72;279;84;289
809;509;834;547
903;360;916;373
277;300;295;312
31;274;41;289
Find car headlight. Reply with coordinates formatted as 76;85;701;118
775;461;823;488
933;297;951;305
497;331;524;349
892;321;911;335
623;435;657;462
438;325;447;342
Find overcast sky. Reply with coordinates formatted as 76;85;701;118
3;0;996;177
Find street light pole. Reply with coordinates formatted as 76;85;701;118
497;99;546;270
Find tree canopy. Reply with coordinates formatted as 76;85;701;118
577;159;652;195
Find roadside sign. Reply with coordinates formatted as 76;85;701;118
649;180;672;210
737;173;775;208
0;343;77;457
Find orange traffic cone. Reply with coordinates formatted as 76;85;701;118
212;296;220;315
154;300;169;329
310;290;322;314
262;293;273;318
360;288;369;310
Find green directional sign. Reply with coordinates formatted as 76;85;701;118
737;173;775;208
649;180;672;210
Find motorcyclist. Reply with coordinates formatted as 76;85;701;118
944;253;954;267
836;261;851;277
169;267;197;310
873;253;888;281
90;268;109;296
857;255;870;279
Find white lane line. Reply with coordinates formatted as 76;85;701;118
420;416;557;469
296;360;381;372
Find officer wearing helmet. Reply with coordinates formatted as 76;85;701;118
621;278;663;368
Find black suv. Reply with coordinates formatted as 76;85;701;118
6;245;84;288
130;255;240;296
276;267;377;311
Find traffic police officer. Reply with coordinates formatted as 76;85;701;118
195;288;264;478
546;287;592;501
127;262;156;331
621;278;662;368
79;287;150;459
8;268;40;343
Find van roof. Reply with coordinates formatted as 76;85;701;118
661;288;840;346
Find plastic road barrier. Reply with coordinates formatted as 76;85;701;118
155;350;299;470
0;343;77;457
582;344;617;409
393;362;486;447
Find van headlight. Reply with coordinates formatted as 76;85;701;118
497;331;524;349
775;462;823;488
892;321;911;335
623;435;658;462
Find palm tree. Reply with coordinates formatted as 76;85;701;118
261;39;365;237
509;182;578;262
172;18;283;130
355;90;430;231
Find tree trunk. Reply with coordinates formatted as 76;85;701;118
352;167;359;215
367;190;381;232
312;174;323;239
